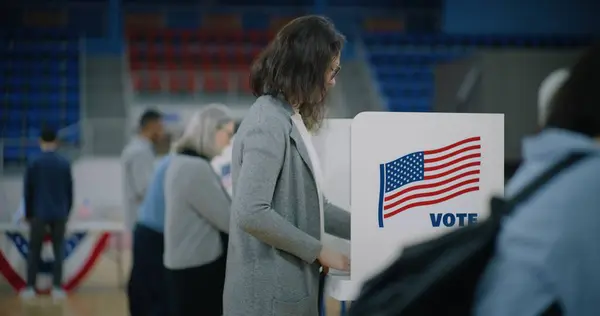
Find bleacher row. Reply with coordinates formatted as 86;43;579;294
127;29;273;94
1;23;595;165
0;29;81;165
127;30;596;113
365;34;595;112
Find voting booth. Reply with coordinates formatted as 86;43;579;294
315;113;504;312
350;112;504;286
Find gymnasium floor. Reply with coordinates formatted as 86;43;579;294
0;294;343;316
0;251;343;316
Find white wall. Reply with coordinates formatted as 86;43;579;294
0;158;126;222
0;176;22;222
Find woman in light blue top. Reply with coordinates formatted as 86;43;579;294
474;44;600;316
128;155;171;316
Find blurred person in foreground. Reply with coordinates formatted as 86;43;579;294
474;44;600;315
538;68;570;128
127;154;172;315
506;68;571;181
223;15;351;316
121;109;164;230
20;128;73;300
163;105;235;316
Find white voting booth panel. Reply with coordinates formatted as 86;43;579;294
313;119;352;253
351;112;504;286
313;119;359;303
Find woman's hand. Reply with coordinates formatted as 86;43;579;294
318;247;350;271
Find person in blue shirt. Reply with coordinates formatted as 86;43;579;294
20;128;73;300
474;44;600;315
127;155;171;316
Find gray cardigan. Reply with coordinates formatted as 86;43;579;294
121;135;155;230
223;96;351;316
163;154;231;270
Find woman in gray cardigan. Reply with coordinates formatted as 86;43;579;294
224;16;351;316
163;104;235;316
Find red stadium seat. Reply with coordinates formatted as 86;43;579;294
146;45;161;70
250;47;262;63
163;29;179;43
180;47;196;70
143;29;163;46
164;45;179;68
216;48;235;70
246;30;269;45
168;71;197;93
195;29;210;43
231;46;250;69
131;72;143;92
148;72;163;92
130;71;163;93
229;30;244;43
197;49;218;70
128;45;143;67
127;28;274;92
202;73;230;93
129;59;144;71
239;71;251;93
179;29;193;42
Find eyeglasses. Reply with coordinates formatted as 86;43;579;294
331;65;341;80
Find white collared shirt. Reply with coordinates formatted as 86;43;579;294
291;113;325;239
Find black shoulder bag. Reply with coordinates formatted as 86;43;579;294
349;152;589;316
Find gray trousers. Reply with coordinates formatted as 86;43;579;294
26;219;67;288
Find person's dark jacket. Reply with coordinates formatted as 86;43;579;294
24;151;73;221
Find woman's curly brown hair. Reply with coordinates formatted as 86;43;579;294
249;15;345;131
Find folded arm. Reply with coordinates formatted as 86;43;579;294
233;122;322;264
324;199;351;240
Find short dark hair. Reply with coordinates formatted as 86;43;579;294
139;109;162;129
40;128;58;143
250;15;345;130
546;43;600;137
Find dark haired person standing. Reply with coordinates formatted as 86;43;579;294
121;109;164;316
20;128;73;300
224;15;351;316
121;109;164;231
474;44;600;315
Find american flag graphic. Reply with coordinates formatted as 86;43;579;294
377;136;482;227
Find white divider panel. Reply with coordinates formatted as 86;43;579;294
350;112;504;285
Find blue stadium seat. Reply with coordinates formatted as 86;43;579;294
26;145;42;160
1;29;81;165
3;145;21;160
363;33;595;112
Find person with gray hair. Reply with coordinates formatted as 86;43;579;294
538;68;570;127
163;104;235;316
